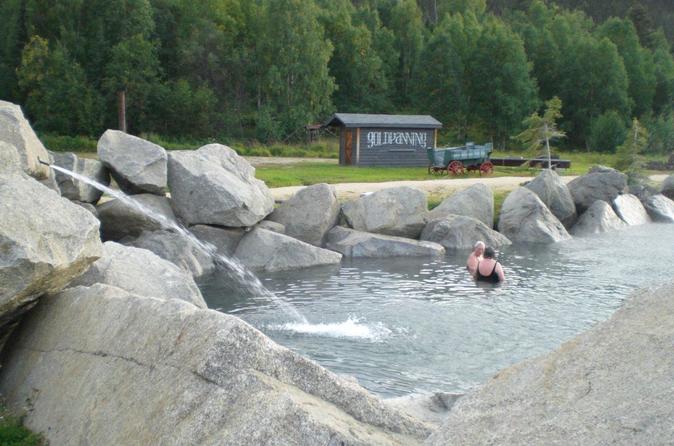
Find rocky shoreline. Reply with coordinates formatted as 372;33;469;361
2;99;674;444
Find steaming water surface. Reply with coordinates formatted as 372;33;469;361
201;223;674;398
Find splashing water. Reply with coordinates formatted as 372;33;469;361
48;164;308;323
269;317;392;341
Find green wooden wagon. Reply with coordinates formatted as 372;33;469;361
426;142;494;175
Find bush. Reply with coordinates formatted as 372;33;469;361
588;111;627;153
39;134;98;152
645;112;674;154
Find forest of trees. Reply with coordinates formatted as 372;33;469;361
0;0;672;152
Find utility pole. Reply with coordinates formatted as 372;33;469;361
117;90;127;133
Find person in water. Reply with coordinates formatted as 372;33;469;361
475;247;505;283
466;241;485;276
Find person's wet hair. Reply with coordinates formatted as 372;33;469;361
484;247;496;259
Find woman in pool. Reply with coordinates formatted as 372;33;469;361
474;247;505;283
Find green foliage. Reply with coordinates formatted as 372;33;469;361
468;17;538;147
1;0;672;148
17;36;103;135
644;112;674;154
0;405;44;446
597;18;656;117
615;118;649;182
587;111;628;153
254;0;335;139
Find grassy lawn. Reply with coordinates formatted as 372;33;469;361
255;150;669;188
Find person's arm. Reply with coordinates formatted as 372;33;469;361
496;262;505;282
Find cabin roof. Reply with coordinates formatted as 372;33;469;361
324;113;442;129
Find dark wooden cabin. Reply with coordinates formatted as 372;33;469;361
324;113;442;167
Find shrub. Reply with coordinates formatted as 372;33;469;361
588;111;627;153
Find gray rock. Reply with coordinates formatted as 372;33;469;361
426;282;674;446
126;230;215;278
234;228;342;272
628;182;657;203
570;200;626;236
190;225;245;257
256;220;286;234
71;242;206;308
342;187;428;238
427;184;494;227
385;393;462;427
643;194;674;223
74;201;98;217
52;152;110;203
0;100;50;179
0;141;22;174
0;284;430;445
420;215;512;250
168;144;274;227
568;166;627;213
325;226;445;258
498;188;571;244
0;174;101;344
661;175;674;200
524;169;577;227
97;130;168;195
269;183;340;246
97;194;179;241
612;194;651;226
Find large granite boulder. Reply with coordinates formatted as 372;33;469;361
234;228;342;272
97;130;167;195
190;225;245;257
420;215;511;250
269;183;340;246
643;194;674;223
0;174;101;345
497;187;571;244
126;230;215;278
71;242;206;308
524;169;577;227
0;284;431;445
570;200;626;236
612;194;651;226
661;175;674;200
385;393;462;427
426;282;674;446
325;226;445;258
97;194;179;241
168;144;274;227
427;184;494;227
567;166;627;213
0;141;22;174
342;187;428;239
0;100;50;179
52;152;110;204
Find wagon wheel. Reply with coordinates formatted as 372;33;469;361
480;161;494;176
448;160;465;175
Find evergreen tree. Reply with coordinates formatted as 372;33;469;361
615;118;649;183
515;96;565;167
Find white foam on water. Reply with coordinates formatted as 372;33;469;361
270;317;392;341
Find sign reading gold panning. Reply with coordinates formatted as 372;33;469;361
366;131;428;149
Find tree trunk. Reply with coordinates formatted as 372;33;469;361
117;90;127;133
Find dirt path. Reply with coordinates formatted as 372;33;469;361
270;174;669;201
